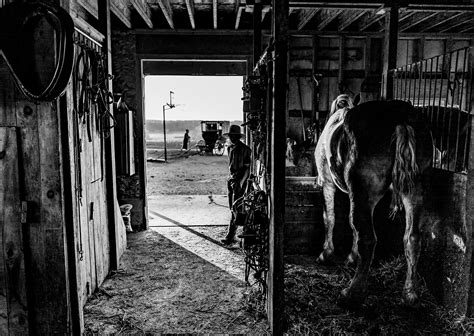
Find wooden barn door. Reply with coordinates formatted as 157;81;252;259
0;127;29;334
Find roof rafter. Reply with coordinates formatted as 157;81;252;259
235;2;243;29
130;0;153;28
76;0;98;18
413;11;465;32
155;0;174;29
356;8;384;31
185;0;195;29
317;9;343;31
213;0;218;29
296;9;320;30
111;0;132;29
398;11;437;31
440;16;474;33
261;5;270;22
338;9;367;31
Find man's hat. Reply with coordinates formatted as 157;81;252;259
224;125;243;136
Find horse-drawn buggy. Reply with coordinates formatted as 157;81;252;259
198;120;229;155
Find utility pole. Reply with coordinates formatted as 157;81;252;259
163;91;175;162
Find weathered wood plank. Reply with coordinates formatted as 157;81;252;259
382;5;399;100
0;127;29;334
269;0;288;334
0;62;17;127
466;45;474;315
35;98;68;334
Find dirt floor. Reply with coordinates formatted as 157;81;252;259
84;148;474;335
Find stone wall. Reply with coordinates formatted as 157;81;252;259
112;29;144;230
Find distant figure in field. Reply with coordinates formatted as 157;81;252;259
182;129;190;151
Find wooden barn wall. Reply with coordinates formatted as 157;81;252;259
0;46;69;334
112;31;252;231
68;2;127;332
0;1;126;333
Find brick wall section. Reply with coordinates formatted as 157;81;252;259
112;29;137;110
112;29;145;230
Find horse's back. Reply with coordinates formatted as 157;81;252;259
345;100;432;160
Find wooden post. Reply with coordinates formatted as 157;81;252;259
268;0;288;334
98;0;120;270
382;4;399;100
465;46;474;316
312;36;319;123
338;35;345;93
253;0;262;68
364;36;371;77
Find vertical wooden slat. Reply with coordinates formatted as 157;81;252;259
253;0;262;68
60;87;83;335
312;36;319;123
99;0;120;270
338;35;345;92
382;5;399;100
0;127;29;334
269;0;288;334
466;46;474;316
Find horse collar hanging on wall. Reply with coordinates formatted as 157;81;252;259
0;1;74;102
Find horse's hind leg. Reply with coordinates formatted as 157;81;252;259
339;192;376;306
318;184;337;264
339;175;387;307
401;187;423;306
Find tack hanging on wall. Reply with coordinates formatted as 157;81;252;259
0;1;75;101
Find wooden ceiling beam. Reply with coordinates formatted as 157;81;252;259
288;1;474;10
412;11;465;32
262;6;270;22
185;0;196;29
317;9;343;31
155;0;174;29
235;2;243;29
213;0;218;29
356;9;384;31
338;9;367;31
130;0;153;28
439;17;474;33
436;14;474;33
77;0;98;19
398;11;437;31
296;9;320;30
111;0;132;29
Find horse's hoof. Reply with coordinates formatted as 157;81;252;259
337;287;365;309
317;251;335;265
402;289;419;307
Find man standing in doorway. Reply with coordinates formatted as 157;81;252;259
221;125;251;245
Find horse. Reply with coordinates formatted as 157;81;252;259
315;98;433;307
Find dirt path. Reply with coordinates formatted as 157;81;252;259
84;230;269;334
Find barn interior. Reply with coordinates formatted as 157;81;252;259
0;0;473;334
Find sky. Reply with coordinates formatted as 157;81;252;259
144;76;244;121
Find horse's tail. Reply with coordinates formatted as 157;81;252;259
391;123;419;217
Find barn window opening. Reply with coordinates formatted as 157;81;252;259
144;75;246;275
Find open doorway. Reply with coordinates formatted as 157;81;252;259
144;75;246;276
